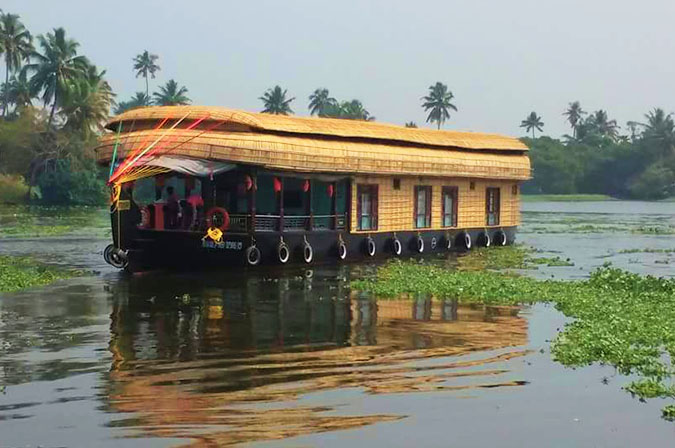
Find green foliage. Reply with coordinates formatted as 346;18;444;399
520;111;544;138
153;79;190;106
352;259;675;417
133;50;160;97
36;158;106;205
0;255;78;292
422;81;457;129
260;85;294;115
0;173;28;203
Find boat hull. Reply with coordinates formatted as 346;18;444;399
120;227;518;272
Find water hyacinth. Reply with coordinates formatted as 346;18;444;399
352;254;675;419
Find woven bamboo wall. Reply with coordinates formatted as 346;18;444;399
350;175;521;233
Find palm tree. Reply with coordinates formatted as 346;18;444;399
643;108;675;154
3;70;32;109
563;101;585;138
589;110;619;140
421;82;457;129
260;85;294;115
153;79;190;106
0;13;33;117
405;121;417;128
114;91;151;115
60;65;114;136
133;50;160;98
24;27;89;126
520;112;544;138
338;99;374;121
308;88;337;116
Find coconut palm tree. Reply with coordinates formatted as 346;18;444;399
133;50;160;98
520;112;544;138
24;27;89;126
405;121;417;128
643;108;675;154
114;91;151;115
308;88;337;116
260;85;294;115
338;99;374;121
60;66;114;136
0;13;33;117
421;82;457;129
3;70;32;109
563;101;585;138
153;79;190;106
589;110;619;140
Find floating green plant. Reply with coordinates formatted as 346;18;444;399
0;256;81;293
352;258;675;418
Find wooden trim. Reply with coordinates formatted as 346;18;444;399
279;177;284;232
414;185;432;228
356;183;378;231
441;186;458;228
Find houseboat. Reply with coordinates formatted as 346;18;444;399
95;106;530;271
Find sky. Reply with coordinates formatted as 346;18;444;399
4;0;675;137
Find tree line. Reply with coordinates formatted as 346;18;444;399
2;8;672;204
521;103;675;199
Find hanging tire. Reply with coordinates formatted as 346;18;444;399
338;240;348;260
457;232;472;250
392;238;402;256
430;237;437;250
416;235;424;253
245;246;261;266
478;232;491;248
109;247;128;269
494;230;507;246
104;244;114;265
366;237;376;257
303;241;313;264
277;241;290;264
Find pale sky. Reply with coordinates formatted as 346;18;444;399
4;0;675;137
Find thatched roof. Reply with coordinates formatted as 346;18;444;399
106;106;528;153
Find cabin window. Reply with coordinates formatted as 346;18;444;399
357;184;378;231
512;184;519;196
414;186;432;228
486;187;500;226
442;186;458;227
470;181;475;191
393;178;401;190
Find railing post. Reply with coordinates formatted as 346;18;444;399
307;180;313;231
279;177;284;232
331;181;337;230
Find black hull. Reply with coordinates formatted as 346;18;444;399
120;227;518;272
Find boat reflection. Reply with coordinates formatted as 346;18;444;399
105;266;529;446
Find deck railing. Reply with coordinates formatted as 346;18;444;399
254;213;347;232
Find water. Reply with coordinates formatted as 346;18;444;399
1;201;675;447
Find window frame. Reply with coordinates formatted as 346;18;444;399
486;187;501;226
414;185;432;229
356;184;378;231
441;186;459;228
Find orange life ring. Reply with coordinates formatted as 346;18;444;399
206;207;230;232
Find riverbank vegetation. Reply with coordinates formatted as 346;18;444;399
352;249;675;419
523;104;675;200
0;255;79;292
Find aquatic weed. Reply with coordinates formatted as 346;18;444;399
352;259;675;419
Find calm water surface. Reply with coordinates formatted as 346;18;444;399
1;201;675;447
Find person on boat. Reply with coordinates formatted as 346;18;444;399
165;186;180;229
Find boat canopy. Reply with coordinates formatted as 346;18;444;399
96;106;531;182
